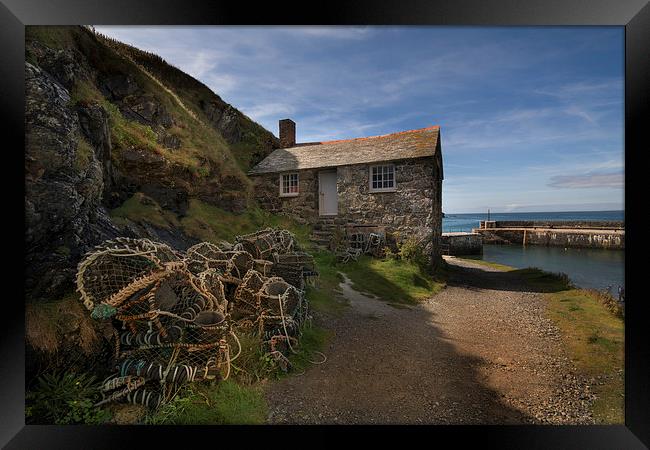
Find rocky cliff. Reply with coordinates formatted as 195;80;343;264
25;26;279;302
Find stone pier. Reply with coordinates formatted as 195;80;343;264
473;220;624;250
441;232;483;255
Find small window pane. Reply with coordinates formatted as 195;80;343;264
281;173;299;194
370;164;395;190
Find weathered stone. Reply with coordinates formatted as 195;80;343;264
25;62;121;302
26;40;91;90
252;156;443;264
159;132;181;149
99;73;139;100
200;100;242;144
76;103;114;196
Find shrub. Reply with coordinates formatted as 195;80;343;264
383;246;397;260
26;371;111;425
397;237;429;268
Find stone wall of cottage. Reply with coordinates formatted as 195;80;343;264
337;156;442;263
252;170;320;224
251;155;443;264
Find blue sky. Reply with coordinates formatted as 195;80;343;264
95;26;624;214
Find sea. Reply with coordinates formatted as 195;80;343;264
442;210;625;291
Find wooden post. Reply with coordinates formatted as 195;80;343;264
523;229;527;246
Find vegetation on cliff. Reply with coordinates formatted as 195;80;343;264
25;25;281;304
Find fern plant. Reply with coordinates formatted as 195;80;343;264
26;371;111;425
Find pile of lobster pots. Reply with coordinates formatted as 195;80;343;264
75;228;316;409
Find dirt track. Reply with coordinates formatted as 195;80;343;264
264;256;595;424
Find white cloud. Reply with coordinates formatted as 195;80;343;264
282;26;372;40
548;172;624;189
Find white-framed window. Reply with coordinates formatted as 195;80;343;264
279;172;299;196
369;164;396;192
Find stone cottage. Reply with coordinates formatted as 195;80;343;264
249;119;443;264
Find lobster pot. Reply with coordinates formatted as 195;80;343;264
271;264;304;290
236;235;275;259
254;259;273;276
78;252;161;309
186;310;228;343
270;251;315;289
77;234;315;410
186;259;209;276
260;279;302;317
348;232;367;250
232;270;266;316
117;276;210;341
112;272;183;335
115;342;225;387
218;251;253;279
169;286;209;322
119;325;183;347
125;388;164;409
77;238;182;307
186;242;228;262
191;269;227;312
235;228;299;256
272;252;315;271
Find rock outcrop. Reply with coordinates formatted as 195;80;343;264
24;26;278;302
25;62;122;300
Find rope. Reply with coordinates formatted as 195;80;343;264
277;292;297;354
228;330;242;363
76;232;315;408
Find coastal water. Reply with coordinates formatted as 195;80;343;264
481;244;624;291
442;211;625;291
442;210;624;233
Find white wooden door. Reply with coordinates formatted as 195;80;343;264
318;171;338;216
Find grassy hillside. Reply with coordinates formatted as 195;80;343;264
110;192;311;246
26;26;259;211
99;33;279;171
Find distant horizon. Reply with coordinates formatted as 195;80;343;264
444;208;624;215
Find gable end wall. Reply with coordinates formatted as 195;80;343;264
251;156;442;264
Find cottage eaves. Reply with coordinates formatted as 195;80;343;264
248;125;440;175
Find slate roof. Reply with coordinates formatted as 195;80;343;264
249;125;440;175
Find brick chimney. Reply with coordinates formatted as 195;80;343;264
279;119;296;148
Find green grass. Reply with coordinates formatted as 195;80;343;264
30;26;252;191
308;250;447;308
307;251;348;315
146;380;267;425
342;255;446;304
512;267;573;292
455;255;516;272
26;25;77;51
109;195;311;248
97;31;278;172
287;325;332;373
110;192;179;229
545;289;624;423
180;198;311;245
74;137;94;171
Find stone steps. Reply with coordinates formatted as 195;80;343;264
310;220;336;248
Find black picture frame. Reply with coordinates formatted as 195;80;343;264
4;0;648;447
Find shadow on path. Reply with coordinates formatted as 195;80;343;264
444;258;568;293
265;272;534;424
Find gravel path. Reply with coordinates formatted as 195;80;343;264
265;256;595;424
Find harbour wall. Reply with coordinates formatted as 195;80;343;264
479;220;624;230
474;225;624;250
441;232;483;255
